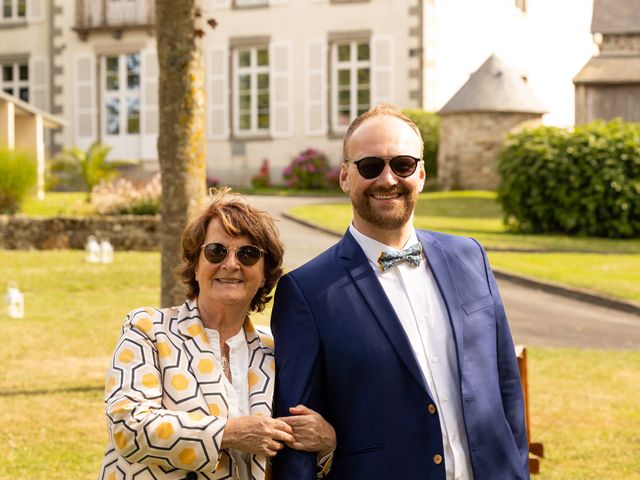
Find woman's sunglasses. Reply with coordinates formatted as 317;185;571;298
353;155;421;180
201;243;265;267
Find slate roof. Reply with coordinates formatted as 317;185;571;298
574;56;640;83
592;0;640;34
438;54;547;115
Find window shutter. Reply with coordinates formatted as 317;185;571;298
210;0;231;8
206;46;229;140
305;40;327;136
371;34;394;106
29;56;48;111
73;53;97;150
140;48;158;160
27;0;45;22
269;41;292;138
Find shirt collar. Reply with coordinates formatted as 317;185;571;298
348;223;420;271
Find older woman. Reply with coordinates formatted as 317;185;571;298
99;188;335;480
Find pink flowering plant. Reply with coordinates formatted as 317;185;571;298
282;148;330;189
251;159;271;188
90;173;161;215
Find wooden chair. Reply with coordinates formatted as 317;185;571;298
515;345;544;474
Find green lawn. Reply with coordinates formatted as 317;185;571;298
288;191;640;302
0;250;638;479
20;192;92;217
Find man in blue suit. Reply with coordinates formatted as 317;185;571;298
271;104;529;480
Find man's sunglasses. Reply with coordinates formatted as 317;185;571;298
201;242;265;267
353;155;421;180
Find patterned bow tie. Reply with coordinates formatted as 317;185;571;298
377;243;422;271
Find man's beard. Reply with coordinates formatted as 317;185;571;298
351;184;418;230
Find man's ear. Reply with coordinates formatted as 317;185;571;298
339;163;350;193
417;161;426;193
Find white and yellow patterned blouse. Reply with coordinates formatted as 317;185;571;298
99;299;276;480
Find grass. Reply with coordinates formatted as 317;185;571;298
0;250;638;478
288;191;640;302
20;192;92;217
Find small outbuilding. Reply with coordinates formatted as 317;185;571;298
573;0;640;124
0;91;65;199
437;54;547;190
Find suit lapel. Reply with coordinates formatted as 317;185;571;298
418;231;465;362
340;231;429;394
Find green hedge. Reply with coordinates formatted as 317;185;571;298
402;109;440;179
497;119;640;238
0;146;37;214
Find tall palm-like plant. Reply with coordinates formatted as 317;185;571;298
51;142;136;198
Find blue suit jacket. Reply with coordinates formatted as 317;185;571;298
271;230;529;480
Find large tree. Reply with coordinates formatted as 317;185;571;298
156;0;207;307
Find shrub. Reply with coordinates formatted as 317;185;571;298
402;109;440;179
497;119;640;238
282;148;330;189
206;175;220;190
50;142;137;196
91;173;161;215
325;166;341;189
0;146;37;214
251;159;271;188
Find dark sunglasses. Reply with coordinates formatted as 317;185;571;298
201;242;265;267
353;155;421;180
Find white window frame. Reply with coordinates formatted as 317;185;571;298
1;61;29;102
1;0;26;21
233;46;270;137
331;39;371;132
101;52;141;158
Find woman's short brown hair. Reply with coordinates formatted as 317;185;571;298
178;187;284;313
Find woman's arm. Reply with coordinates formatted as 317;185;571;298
221;415;295;457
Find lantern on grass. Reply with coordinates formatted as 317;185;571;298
85;235;101;263
101;239;114;264
5;282;24;319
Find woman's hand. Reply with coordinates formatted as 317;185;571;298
221;415;295;457
279;404;336;457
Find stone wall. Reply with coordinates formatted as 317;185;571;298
437;112;543;190
0;215;160;250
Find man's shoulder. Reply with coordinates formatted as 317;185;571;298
418;229;483;251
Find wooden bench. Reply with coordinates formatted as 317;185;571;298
516;345;544;474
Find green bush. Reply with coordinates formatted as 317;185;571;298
402;109;440;179
0;146;37;214
282;148;330;189
497;119;640;238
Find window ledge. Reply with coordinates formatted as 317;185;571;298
231;133;273;142
0;20;28;29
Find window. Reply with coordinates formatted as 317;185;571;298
233;46;269;135
102;52;140;136
332;40;370;130
2;0;26;20
1;61;28;102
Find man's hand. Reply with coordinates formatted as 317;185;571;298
279;404;336;457
222;415;295;457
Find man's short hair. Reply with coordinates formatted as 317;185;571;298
342;104;424;162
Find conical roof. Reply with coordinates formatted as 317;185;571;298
438;54;547;115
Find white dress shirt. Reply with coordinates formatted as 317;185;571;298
349;224;473;480
205;327;252;479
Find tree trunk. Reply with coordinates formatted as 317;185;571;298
156;0;206;307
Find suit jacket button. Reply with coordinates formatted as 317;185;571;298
433;454;443;465
185;472;197;480
427;403;437;414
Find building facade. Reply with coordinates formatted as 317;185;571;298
0;0;598;186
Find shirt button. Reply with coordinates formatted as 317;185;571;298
442;395;449;403
427;403;437;415
433;454;443;465
431;355;438;363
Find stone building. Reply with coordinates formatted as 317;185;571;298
574;0;640;124
437;54;546;190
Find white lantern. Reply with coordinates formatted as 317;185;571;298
101;239;114;264
85;235;101;263
5;282;24;319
